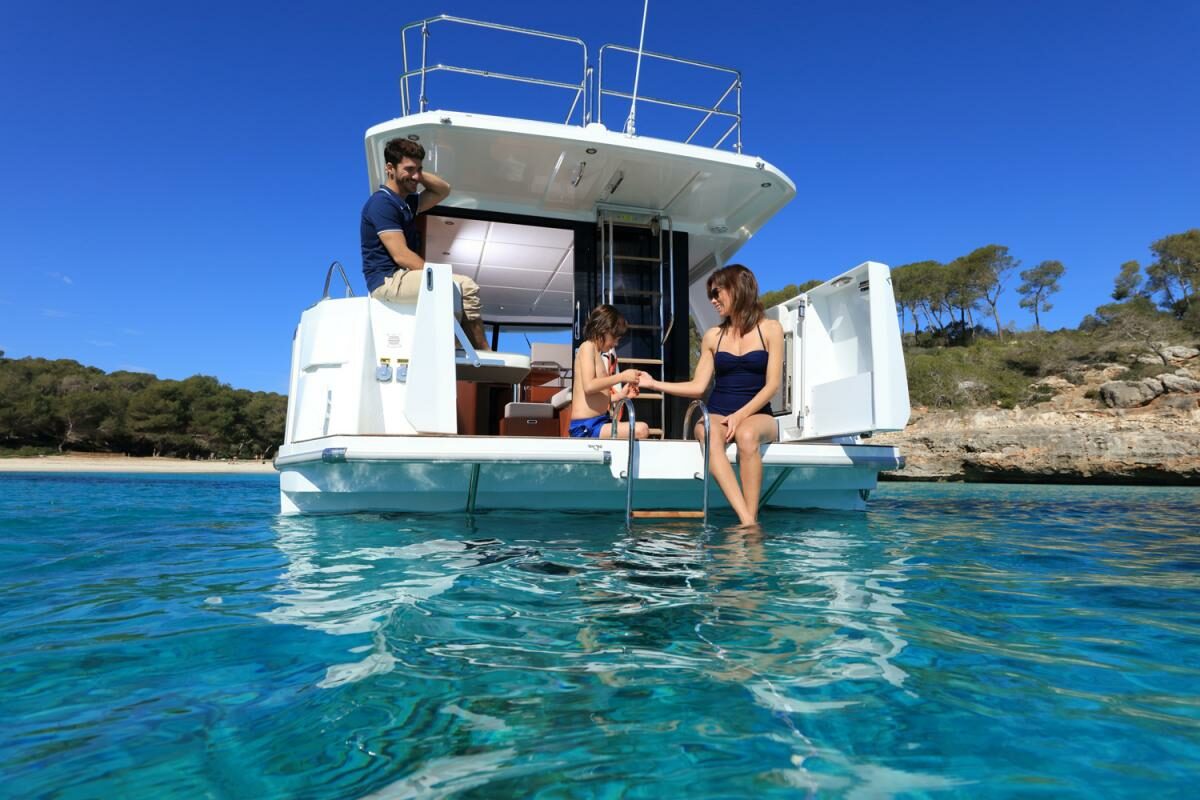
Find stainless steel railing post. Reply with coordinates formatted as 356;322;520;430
683;400;712;527
321;261;356;299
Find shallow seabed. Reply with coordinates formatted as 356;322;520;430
2;473;1198;798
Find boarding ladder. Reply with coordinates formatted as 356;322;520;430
598;207;675;439
615;399;712;528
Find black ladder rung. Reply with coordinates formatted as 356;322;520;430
624;323;661;330
612;289;662;298
611;255;662;263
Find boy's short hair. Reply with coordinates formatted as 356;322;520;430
582;304;628;344
384;137;426;165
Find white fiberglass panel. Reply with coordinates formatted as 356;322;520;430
776;262;911;439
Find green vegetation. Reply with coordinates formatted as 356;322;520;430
1016;260;1064;331
765;227;1200;410
0;356;285;459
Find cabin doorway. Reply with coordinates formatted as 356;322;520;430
576;209;691;438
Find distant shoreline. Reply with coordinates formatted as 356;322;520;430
0;454;276;474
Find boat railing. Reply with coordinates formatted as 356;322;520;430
400;15;591;125
397;16;744;152
321;261;355;300
597;44;742;153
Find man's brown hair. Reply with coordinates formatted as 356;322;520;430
707;264;765;336
384;137;426;165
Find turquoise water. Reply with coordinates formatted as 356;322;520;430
2;474;1198;798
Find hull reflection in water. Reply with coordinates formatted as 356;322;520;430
262;510;919;795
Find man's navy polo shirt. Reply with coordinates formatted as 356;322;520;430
361;186;421;294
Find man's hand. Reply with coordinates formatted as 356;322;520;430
416;169;451;213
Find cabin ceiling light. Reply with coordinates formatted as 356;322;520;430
586;147;597;154
444;220;455;225
606;171;624;195
407;134;420;141
761;182;772;188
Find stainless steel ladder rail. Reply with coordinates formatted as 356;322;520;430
682;400;712;527
610;397;638;530
615;399;712;527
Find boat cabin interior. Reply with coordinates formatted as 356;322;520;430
417;205;692;439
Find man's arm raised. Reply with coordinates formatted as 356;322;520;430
416;170;451;214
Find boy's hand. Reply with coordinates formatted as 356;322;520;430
619;369;640;384
636;370;659;391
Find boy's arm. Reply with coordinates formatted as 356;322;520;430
576;342;637;394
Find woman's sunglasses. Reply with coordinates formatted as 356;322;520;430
709;287;721;299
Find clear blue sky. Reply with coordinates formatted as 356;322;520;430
2;0;1197;392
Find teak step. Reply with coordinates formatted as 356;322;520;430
618;357;663;365
632;392;664;400
647;427;664;438
630;510;705;519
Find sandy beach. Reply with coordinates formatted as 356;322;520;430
0;454;276;474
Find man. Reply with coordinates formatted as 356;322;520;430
361;137;489;350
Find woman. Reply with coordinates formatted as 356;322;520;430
638;264;783;525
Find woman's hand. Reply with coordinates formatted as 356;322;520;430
722;412;744;443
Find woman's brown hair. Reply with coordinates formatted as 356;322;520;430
582;304;628;346
707;264;764;336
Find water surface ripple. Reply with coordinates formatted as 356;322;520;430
2;475;1198;797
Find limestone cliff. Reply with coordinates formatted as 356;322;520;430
874;353;1200;485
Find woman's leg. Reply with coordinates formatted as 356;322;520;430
734;414;780;520
695;416;755;525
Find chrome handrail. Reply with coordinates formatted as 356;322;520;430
400;15;590;125
683;400;712;527
321;261;355;299
597;43;742;152
610;397;637;529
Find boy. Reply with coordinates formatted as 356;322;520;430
569;305;650;439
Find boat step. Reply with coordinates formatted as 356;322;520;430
612;289;662;298
612;254;662;263
633;392;664;400
647;427;664;438
618;357;663;365
625;323;661;330
630;510;705;519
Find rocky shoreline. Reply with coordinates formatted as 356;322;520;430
875;349;1200;485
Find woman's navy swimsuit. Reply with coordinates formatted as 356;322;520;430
706;325;773;417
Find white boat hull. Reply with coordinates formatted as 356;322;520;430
275;434;902;516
